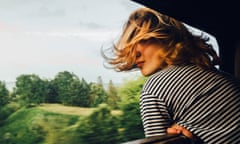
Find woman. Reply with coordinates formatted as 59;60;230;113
103;8;240;143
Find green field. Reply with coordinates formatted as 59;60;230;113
0;104;122;144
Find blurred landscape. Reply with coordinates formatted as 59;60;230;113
0;72;146;144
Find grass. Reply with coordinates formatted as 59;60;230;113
38;103;96;116
0;104;123;144
0;105;84;144
39;103;123;116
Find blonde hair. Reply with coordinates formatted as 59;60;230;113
103;8;221;71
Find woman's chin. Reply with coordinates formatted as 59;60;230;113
141;70;153;77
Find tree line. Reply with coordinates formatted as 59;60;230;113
0;71;120;108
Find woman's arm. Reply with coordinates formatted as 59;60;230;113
140;93;173;137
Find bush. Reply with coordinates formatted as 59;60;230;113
119;101;145;142
76;104;120;144
0;102;21;123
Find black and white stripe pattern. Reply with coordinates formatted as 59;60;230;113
140;65;240;143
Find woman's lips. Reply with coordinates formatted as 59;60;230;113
136;62;144;68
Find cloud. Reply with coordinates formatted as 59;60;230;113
24;27;119;42
0;0;143;84
78;21;106;29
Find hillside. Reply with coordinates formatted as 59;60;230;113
0;104;124;144
0;104;95;144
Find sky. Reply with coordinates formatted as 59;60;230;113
0;0;144;89
0;0;219;89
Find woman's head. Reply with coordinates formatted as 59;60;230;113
103;8;220;75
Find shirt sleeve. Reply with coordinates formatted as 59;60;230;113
140;92;173;137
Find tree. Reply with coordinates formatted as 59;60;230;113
51;71;91;107
45;81;59;103
120;101;144;141
89;82;108;107
71;78;91;107
107;80;119;109
0;81;10;107
117;76;146;141
51;71;80;105
88;76;108;107
14;74;48;105
118;76;146;104
76;104;120;144
97;76;104;87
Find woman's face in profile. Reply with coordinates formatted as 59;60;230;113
135;41;166;76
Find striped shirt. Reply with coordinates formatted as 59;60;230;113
140;65;240;144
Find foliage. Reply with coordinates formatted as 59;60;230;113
14;74;49;105
50;71;91;106
117;76;146;141
76;104;120;144
0;107;81;144
45;81;59;103
0;102;21;125
0;81;10;107
118;76;147;104
50;71;80;105
119;101;145;141
0;108;46;144
0;72;148;143
107;80;119;109
75;78;91;107
89;82;108;107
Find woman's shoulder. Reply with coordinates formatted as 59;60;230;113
142;65;198;91
145;64;240;88
214;69;240;86
147;65;201;80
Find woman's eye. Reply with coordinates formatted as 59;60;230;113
136;52;141;58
